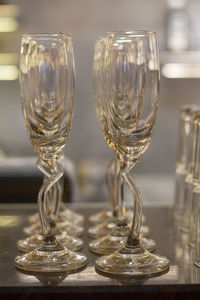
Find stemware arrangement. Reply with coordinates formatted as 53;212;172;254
15;33;87;272
14;30;171;278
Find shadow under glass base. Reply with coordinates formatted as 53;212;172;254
15;244;87;273
23;220;83;238
17;233;83;253
89;234;156;255
95;244;169;278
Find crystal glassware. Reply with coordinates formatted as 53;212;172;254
90;38;134;226
94;31;169;277
187;114;200;249
180;109;200;233
17;157;84;253
27;154;84;226
173;105;200;224
89;34;154;256
15;33;87;272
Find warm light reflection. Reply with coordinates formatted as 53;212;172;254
0;17;18;32
0;53;18;65
0;216;21;227
64;266;110;282
148;265;178;283
162;63;200;78
0;65;18;80
16;271;40;283
0;5;19;18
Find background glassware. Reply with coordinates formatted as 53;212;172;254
15;33;87;272
187;114;200;251
195;182;200;267
94;31;169;277
180;110;200;234
173;105;200;223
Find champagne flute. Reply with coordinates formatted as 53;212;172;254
94;31;169;277
89;34;153;254
15;33;87;272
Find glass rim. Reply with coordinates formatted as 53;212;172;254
106;30;156;37
22;32;71;39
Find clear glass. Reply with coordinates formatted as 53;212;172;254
17;155;84;253
15;33;87;272
195;186;200;267
187;115;200;252
28;155;84;226
90;34;154;257
89;39;118;225
94;31;169;277
173;105;200;223
89;158;117;224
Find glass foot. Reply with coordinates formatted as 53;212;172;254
17;233;83;253
23;221;83;237
60;209;84;225
88;221;149;239
95;244;169;278
15;244;87;273
89;210;113;225
89;235;155;254
28;209;84;226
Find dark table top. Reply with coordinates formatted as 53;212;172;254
0;203;199;300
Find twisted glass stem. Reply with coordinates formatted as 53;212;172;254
37;156;63;244
106;158;118;217
116;158;142;247
123;173;142;246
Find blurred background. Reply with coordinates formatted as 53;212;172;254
0;0;199;203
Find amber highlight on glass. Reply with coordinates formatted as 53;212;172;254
15;33;87;272
94;31;169;277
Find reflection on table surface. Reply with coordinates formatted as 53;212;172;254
0;203;200;291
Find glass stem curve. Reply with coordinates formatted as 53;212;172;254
37;156;64;245
106;158;118;217
123;172;142;247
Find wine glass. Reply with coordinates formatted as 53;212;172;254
89;34;153;255
15;33;87;272
94;31;169;277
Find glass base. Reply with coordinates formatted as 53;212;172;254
17;233;83;253
88;221;149;239
28;209;84;226
89;209;145;225
15;246;87;273
60;209;84;225
89;210;113;225
89;235;156;255
23;221;83;238
95;244;169;278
